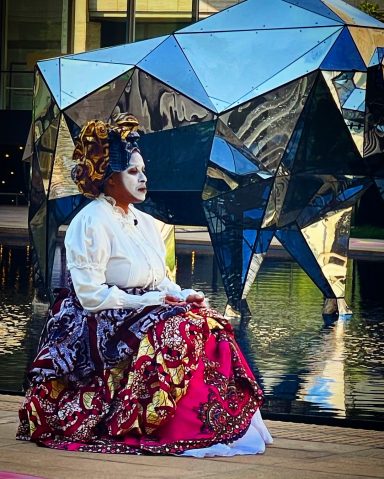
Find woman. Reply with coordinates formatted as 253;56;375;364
17;114;272;456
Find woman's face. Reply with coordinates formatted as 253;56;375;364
105;150;147;207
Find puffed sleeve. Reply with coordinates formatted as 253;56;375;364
65;212;166;312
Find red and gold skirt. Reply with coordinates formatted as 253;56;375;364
17;288;265;454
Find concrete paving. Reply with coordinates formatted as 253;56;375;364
0;395;383;479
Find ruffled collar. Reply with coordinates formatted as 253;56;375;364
98;193;137;227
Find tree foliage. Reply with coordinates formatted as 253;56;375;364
358;1;384;21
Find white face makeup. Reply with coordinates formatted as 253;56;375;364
121;150;147;202
105;150;147;209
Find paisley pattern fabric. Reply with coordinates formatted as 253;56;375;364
17;289;264;455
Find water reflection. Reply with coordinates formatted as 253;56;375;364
0;243;383;423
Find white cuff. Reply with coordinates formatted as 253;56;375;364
120;290;166;308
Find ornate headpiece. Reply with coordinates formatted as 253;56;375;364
71;114;140;198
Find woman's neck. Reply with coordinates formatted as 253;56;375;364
114;200;130;214
101;193;131;214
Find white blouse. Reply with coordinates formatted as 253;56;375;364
65;194;196;312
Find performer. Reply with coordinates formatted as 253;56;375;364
17;114;272;456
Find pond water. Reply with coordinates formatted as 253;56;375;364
1;242;383;425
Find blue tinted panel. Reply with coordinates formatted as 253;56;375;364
64;36;168;64
283;0;343;22
375;178;384;198
230;145;261;175
210;137;236;173
281;115;305;172
297;177;371;227
229;29;341;108
176;27;341;109
254;229;275;254
321;27;365;71
343;88;365;111
65;71;133;126
332;71;356;105
323;0;384;27
297;178;339;227
47;196;86;289
204;197;244;303
288;74;365;175
243;229;257;250
52;195;87;226
336;182;367;203
276;226;335;297
38;59;61;106
140;121;216;191
379;47;384;63
216;120;264;172
139;36;215;112
60;59;132;109
141;191;206;225
180;0;341;33
211;98;231;113
242;233;255;283
279;175;325;227
369;49;380;67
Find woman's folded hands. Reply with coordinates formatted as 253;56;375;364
164;292;206;308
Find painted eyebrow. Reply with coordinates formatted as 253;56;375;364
128;165;146;172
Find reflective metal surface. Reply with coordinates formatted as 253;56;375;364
180;0;342;33
323;0;384;27
49;116;79;200
65;71;134;127
301;207;351;298
65;36;167;65
36;116;59;195
60;59;132;109
28;0;384;314
283;0;344;22
113;68;214;134
221;73;316;173
138;36;216;111
348;27;384;66
320;28;366;71
33;70;59;142
176;27;342;109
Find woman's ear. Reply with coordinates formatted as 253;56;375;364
106;176;115;186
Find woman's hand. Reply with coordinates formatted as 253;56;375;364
164;294;186;306
164;292;206;308
185;293;206;308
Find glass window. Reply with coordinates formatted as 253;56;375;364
1;0;71;110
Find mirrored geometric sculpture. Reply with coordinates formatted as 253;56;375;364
28;0;384;315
